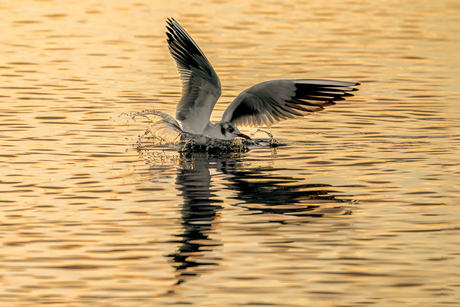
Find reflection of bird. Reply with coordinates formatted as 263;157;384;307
165;18;360;141
225;169;355;217
169;161;222;286
153;151;355;290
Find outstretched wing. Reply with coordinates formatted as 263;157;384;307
221;79;359;127
166;18;221;134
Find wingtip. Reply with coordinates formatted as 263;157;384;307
165;20;179;44
165;18;177;33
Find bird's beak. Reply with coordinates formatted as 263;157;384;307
238;133;251;140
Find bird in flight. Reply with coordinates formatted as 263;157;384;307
165;18;359;141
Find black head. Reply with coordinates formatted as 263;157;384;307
219;122;251;140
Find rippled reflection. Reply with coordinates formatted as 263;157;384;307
168;154;223;287
225;168;355;218
157;151;356;288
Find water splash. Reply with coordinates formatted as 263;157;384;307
126;110;183;147
250;129;279;147
123;110;274;153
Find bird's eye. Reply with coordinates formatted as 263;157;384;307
228;127;234;133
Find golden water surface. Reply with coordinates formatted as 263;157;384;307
0;0;459;306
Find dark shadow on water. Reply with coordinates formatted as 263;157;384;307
143;150;357;292
167;156;223;286
224;168;355;219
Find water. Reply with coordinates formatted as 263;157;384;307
1;0;459;306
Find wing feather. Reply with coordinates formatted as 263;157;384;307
166;18;221;134
222;79;359;127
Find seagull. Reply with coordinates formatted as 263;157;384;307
165;18;359;141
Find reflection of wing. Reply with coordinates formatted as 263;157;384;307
227;169;356;217
222;80;360;127
166;18;221;134
170;155;222;287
